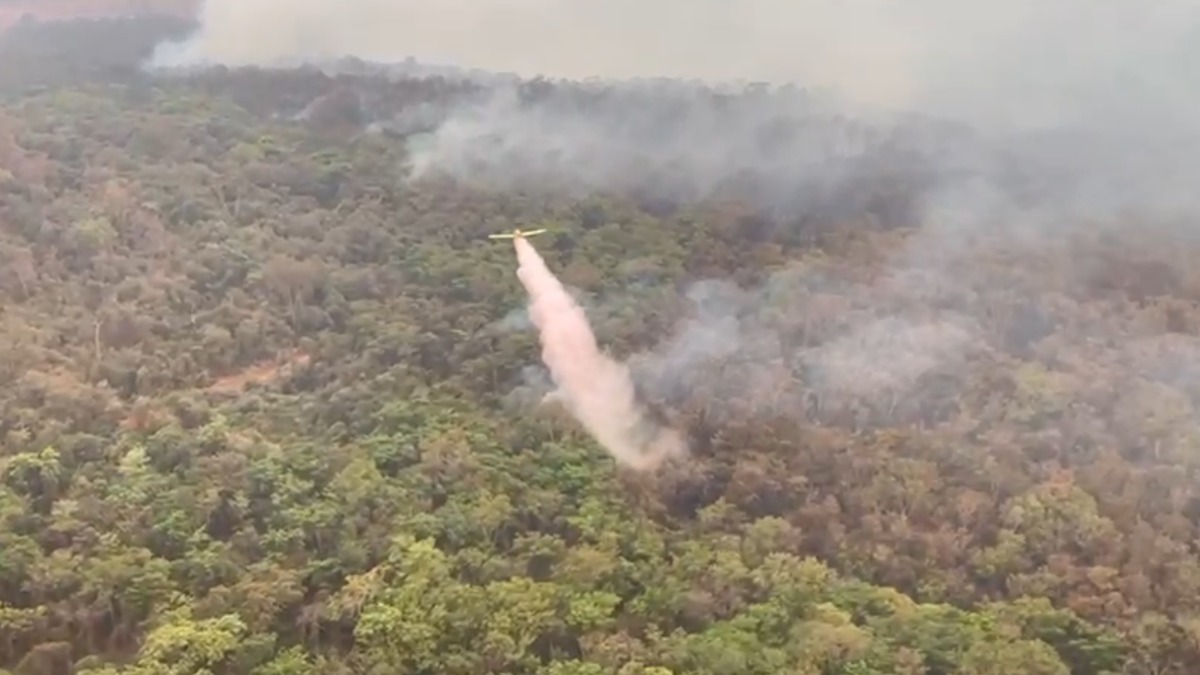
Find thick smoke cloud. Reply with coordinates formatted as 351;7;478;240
403;85;894;220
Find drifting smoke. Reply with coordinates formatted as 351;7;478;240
150;2;1200;223
146;1;1200;438
513;236;686;470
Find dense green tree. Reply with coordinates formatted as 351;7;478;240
0;13;1199;675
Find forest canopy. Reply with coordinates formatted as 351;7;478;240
0;13;1199;675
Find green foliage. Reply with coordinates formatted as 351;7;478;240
0;17;1197;675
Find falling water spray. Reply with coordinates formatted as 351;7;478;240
513;237;687;470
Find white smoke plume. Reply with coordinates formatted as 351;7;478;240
513;236;686;470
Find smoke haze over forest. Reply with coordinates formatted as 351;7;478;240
150;0;1200;223
9;7;1200;673
145;0;1200;436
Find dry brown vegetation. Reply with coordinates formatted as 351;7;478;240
0;14;1198;675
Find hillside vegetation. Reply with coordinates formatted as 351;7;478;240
2;16;1200;675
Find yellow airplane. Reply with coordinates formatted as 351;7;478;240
488;228;547;241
